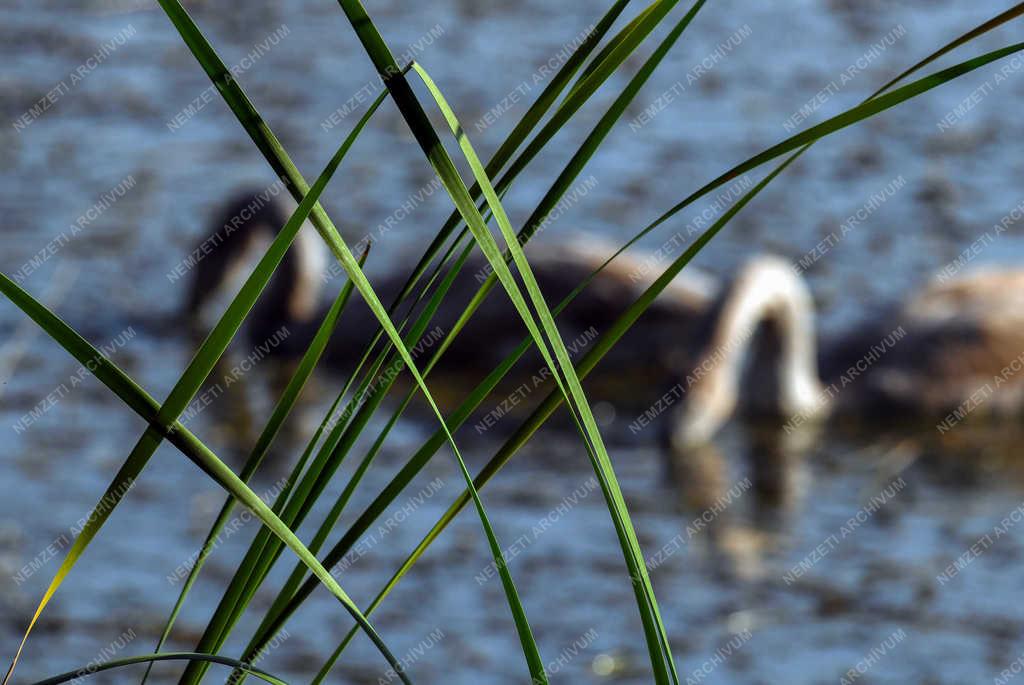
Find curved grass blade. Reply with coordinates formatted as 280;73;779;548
154;0;328;223
0;275;412;685
30;653;287;685
403;3;710;664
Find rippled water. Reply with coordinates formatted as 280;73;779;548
2;1;1024;683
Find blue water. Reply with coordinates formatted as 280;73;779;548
2;1;1024;683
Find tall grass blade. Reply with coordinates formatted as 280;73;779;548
30;653;288;685
411;57;684;682
332;0;706;678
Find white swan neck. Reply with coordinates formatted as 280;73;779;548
711;257;823;417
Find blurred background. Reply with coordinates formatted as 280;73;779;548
1;1;1024;683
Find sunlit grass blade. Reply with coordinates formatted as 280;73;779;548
0;275;412;684
411;58;684;682
29;652;288;685
330;0;683;678
307;2;708;675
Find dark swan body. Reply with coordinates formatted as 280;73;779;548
186;189;721;401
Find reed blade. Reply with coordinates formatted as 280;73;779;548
29;652;288;685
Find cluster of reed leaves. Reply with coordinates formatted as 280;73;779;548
3;1;1023;682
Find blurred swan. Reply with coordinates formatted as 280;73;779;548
184;188;727;395
670;255;1024;448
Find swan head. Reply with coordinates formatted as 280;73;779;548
670;255;827;450
669;363;741;450
182;187;326;336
